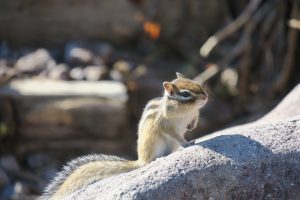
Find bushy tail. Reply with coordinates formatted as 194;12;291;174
41;154;140;200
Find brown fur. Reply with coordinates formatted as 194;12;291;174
172;78;204;94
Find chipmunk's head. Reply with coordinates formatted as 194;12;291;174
163;72;207;109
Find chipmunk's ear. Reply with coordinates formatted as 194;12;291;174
163;82;175;96
176;72;185;79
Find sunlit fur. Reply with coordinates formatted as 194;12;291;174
41;73;207;200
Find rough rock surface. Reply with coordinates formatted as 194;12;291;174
64;84;300;200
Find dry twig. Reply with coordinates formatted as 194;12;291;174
199;0;263;57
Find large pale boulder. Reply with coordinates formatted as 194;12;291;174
64;84;300;200
0;80;130;154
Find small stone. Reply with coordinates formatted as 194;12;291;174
113;60;131;73
0;59;9;67
110;69;123;82
65;43;94;66
13;182;30;195
47;64;69;80
84;65;107;81
69;67;85;80
0;65;10;77
0;155;20;174
16;49;56;73
0;169;9;188
110;60;132;81
65;41;114;66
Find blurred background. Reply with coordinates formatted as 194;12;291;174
0;0;299;199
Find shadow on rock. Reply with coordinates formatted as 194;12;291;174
197;134;273;163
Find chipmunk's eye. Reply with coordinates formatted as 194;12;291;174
181;91;191;98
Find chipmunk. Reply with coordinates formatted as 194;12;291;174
41;72;207;200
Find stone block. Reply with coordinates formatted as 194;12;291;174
0;80;128;140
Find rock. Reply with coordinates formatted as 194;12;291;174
15;49;56;73
0;169;9;188
69;67;85;80
65;41;112;66
258;84;300;123
0;80;131;155
0;155;20;174
0;65;12;77
0;79;127;100
84;65;107;81
13;182;30;196
18;98;128;140
0;59;8;67
47;64;69;80
64;84;300;200
113;60;132;73
110;60;132;82
65;43;94;66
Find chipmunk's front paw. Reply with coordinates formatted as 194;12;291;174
187;119;197;131
180;140;196;149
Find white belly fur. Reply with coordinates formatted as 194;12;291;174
175;111;198;136
153;110;199;160
153;134;181;160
